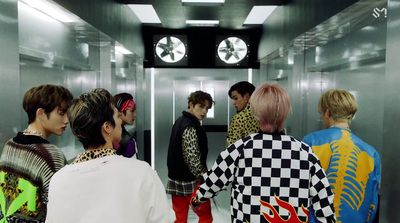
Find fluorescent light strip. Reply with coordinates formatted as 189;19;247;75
248;68;253;83
128;4;161;23
150;68;155;170
115;45;133;55
186;20;219;27
244;6;277;24
182;0;224;3
20;0;77;23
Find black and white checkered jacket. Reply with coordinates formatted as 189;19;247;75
197;132;336;223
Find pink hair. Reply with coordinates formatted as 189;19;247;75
250;84;291;133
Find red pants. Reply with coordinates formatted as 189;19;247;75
172;195;213;223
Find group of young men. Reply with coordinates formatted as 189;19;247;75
0;82;380;223
167;81;380;223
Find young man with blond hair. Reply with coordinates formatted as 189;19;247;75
303;89;381;223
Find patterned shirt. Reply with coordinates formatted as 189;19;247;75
197;132;336;223
303;127;380;223
226;104;260;148
167;127;206;196
0;133;67;223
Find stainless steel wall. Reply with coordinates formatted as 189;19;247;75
381;0;400;221
0;0;20;150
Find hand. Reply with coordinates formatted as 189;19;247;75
190;197;200;211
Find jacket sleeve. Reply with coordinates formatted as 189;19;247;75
309;152;336;223
226;115;242;148
196;141;242;202
366;152;381;223
182;127;207;178
147;169;176;223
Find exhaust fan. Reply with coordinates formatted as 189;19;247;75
217;37;248;64
155;36;186;63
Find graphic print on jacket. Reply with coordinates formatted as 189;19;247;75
312;130;374;223
0;171;39;223
260;196;309;223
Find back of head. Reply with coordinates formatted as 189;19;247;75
250;84;291;133
228;81;256;98
318;89;358;123
114;92;136;113
187;91;215;109
68;88;116;149
23;84;73;124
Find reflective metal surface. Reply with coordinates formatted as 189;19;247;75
0;0;20;150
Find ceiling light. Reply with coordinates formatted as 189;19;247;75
128;4;161;23
182;0;224;3
186;20;219;27
244;6;277;25
19;0;78;23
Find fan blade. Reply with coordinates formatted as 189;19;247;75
170;52;175;61
157;43;168;50
167;37;172;47
224;39;232;49
160;50;169;58
174;41;182;48
234;38;241;45
225;52;232;61
236;47;247;52
218;48;229;53
233;52;240;60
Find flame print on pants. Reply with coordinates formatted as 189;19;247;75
260;196;309;223
312;130;374;223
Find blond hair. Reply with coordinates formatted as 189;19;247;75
250;84;291;133
318;89;358;123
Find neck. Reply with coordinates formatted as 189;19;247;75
330;122;350;130
24;123;48;139
87;142;114;151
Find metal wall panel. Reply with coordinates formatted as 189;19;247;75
0;0;20;151
381;0;400;221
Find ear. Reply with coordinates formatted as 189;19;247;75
324;109;331;118
102;121;113;135
243;93;251;101
189;102;194;110
36;108;46;121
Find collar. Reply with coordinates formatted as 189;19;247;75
182;111;200;124
72;148;117;164
13;132;49;144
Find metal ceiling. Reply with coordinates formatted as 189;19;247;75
114;0;289;29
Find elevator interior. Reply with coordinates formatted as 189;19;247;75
0;0;397;222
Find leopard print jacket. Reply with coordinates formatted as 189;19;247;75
226;103;260;147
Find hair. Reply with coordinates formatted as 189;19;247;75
23;84;73;124
250;84;291;133
228;81;256;98
318;89;358;123
114;92;135;115
187;91;215;109
68;88;116;149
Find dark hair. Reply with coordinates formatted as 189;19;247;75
68;88;116;149
187;91;214;109
228;81;256;98
114;92;134;115
23;84;73;124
